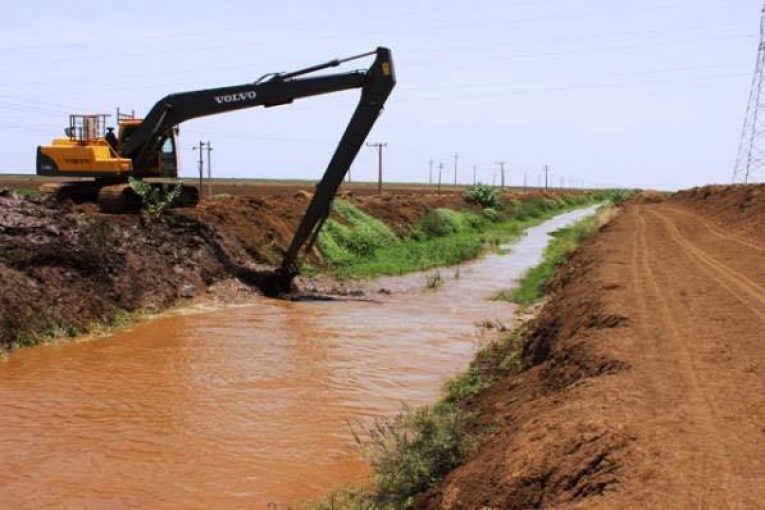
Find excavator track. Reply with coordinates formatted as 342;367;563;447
39;181;101;203
97;184;142;214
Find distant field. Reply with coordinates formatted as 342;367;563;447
0;174;544;198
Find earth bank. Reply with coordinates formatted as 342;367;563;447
0;186;596;350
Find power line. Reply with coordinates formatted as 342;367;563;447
0;0;730;57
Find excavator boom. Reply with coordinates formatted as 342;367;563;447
36;47;396;293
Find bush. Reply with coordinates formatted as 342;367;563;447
361;404;476;508
419;209;483;238
464;184;502;209
128;177;182;219
481;207;501;222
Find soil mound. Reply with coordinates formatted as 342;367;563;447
672;183;765;243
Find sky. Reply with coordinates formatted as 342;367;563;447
0;0;761;190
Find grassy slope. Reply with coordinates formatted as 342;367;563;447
314;192;620;280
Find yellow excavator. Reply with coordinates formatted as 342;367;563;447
36;47;396;290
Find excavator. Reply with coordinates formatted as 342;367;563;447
35;47;395;292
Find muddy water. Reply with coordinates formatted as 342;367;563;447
0;207;596;509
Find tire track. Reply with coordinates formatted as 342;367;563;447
662;204;765;254
632;207;744;503
648;208;765;323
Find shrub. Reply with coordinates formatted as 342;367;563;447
361;404;476;508
128;177;182;219
419;209;482;238
481;207;501;222
464;184;502;209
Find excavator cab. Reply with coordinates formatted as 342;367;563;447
116;113;178;178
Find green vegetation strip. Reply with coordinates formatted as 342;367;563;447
495;204;612;306
306;197;627;509
314;190;624;280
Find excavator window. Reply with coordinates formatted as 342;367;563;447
161;136;174;155
159;135;177;176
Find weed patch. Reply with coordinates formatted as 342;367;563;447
8;307;157;351
12;188;42;198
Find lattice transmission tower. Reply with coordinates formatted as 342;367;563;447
734;2;765;183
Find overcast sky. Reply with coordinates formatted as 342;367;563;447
0;0;760;190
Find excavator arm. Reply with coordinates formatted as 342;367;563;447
122;47;396;291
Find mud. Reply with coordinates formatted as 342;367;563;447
423;186;765;509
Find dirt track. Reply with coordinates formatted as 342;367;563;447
425;189;765;508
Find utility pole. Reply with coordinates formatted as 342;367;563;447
193;141;206;198
437;162;445;194
495;161;506;190
544;165;550;190
453;152;459;186
205;141;213;197
367;142;387;195
429;159;434;187
473;164;477;185
523;171;528;191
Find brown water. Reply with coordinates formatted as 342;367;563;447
0;207;596;509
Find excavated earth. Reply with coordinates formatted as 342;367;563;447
422;184;765;509
0;185;560;350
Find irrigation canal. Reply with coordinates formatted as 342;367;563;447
0;206;597;508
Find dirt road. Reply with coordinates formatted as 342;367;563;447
426;190;765;508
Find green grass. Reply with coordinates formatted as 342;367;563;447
11;188;42;198
497;203;618;306
317;199;400;267
316;193;619;280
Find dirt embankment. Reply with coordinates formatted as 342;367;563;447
422;185;765;508
0;185;576;350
